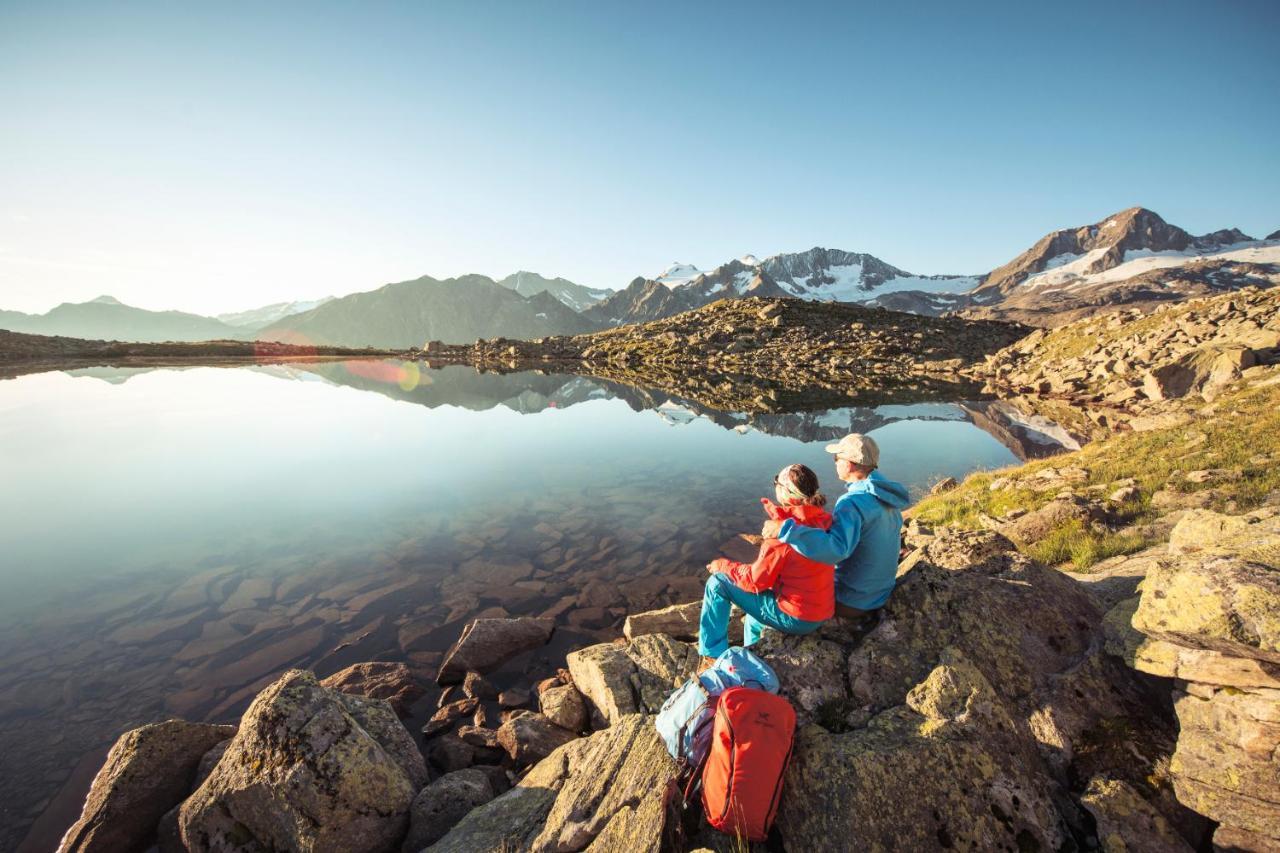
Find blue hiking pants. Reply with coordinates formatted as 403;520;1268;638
697;572;823;658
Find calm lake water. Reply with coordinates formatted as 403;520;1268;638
0;360;1067;849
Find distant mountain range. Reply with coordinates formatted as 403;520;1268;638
589;208;1278;328
586;250;975;326
3;207;1276;345
256;274;597;347
0;296;252;343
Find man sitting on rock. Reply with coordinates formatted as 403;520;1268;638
763;434;909;626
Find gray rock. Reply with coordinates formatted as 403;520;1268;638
177;669;422;853
58;720;235;853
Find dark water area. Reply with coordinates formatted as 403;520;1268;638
0;361;1075;849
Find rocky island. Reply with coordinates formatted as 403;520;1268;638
49;286;1280;852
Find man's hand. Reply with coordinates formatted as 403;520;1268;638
760;519;783;539
706;557;731;575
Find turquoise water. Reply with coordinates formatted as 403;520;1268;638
0;361;1047;848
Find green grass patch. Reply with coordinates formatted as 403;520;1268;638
911;378;1280;570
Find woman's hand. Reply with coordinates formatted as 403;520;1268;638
759;497;785;520
706;557;731;575
760;519;783;539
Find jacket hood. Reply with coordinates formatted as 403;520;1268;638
846;470;910;509
775;502;834;529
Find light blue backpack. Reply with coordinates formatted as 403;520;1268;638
655;647;780;767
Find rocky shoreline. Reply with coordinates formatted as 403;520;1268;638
55;496;1280;852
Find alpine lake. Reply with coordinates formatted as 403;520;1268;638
0;360;1078;849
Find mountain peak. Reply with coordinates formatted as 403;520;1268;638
88;295;122;305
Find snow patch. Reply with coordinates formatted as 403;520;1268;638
655;263;702;289
1022;241;1277;290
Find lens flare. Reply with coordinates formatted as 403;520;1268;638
398;361;420;391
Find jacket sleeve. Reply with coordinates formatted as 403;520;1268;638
726;539;789;593
777;499;861;565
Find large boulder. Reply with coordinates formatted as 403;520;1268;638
401;769;496;852
840;529;1197;845
1126;509;1280;848
437;617;555;685
780;653;1071;851
752;630;848;719
321;661;426;717
57;720;235;853
177;669;426;853
1166;686;1280;844
566;633;699;727
1132;553;1280;663
429;715;677;852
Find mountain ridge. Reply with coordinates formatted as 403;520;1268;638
258;273;598;347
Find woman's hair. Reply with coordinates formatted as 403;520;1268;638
779;464;826;507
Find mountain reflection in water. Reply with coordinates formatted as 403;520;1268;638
0;361;1075;851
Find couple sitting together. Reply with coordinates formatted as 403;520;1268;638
698;433;909;669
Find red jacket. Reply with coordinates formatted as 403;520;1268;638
725;503;836;622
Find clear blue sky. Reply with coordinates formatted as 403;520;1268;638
2;0;1277;314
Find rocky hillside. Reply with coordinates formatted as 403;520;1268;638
432;297;1027;396
968;286;1280;437
587;249;976;326
259;274;599;347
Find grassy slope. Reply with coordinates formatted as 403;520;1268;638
910;374;1280;570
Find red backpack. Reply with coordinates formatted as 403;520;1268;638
701;685;796;842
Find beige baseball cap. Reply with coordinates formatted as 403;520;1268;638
823;433;880;468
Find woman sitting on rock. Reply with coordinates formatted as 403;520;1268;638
698;464;836;669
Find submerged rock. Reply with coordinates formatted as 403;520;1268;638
57;720;235;853
320;661;426;717
437;617;555;685
177;669;424;853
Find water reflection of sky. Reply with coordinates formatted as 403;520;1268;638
0;364;1021;616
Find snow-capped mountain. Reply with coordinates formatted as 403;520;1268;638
496;271;612;311
585;248;976;326
953;207;1280;326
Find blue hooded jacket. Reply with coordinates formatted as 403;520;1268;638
777;470;910;610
